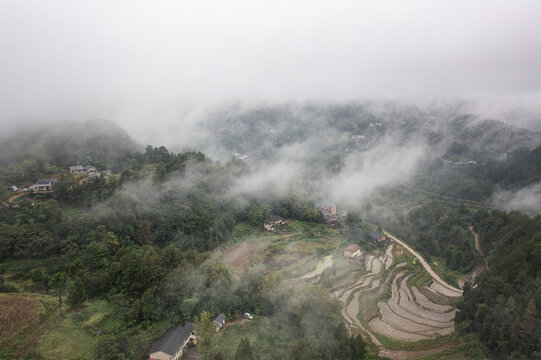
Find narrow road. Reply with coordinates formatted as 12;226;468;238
383;231;463;294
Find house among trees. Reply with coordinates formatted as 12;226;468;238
319;203;337;216
86;172;102;181
319;203;338;225
344;244;362;259
369;232;386;243
69;165;84;174
84;165;97;174
148;323;196;360
214;313;226;331
29;178;59;192
264;215;283;232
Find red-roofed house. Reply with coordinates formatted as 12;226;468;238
344;244;362;259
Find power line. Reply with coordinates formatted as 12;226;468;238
0;73;110;115
0;71;103;107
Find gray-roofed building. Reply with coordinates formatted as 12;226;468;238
214;313;226;331
148;323;195;360
264;215;283;232
86;172;101;181
84;165;97;174
30;178;59;192
69;165;84;173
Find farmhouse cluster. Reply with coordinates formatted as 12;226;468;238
10;165;112;195
69;165;112;182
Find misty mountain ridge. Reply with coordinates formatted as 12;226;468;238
0;119;140;171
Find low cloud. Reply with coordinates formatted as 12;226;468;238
490;182;541;217
324;137;428;207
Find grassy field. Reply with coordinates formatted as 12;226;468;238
36;299;116;360
0;258;52;292
222;220;343;277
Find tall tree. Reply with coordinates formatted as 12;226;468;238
195;311;217;360
67;276;87;308
49;271;67;309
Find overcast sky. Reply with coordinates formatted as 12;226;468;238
1;0;541;130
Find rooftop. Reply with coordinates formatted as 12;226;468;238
345;244;360;252
214;313;226;324
148;323;194;357
37;178;59;184
87;172;101;179
264;215;283;224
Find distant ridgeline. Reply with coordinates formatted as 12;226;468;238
0;119;140;180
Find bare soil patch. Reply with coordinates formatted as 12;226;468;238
223;238;266;269
0;294;48;358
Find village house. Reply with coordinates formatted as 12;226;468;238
86;172;102;181
148;323;196;360
319;203;338;225
319;203;337;216
69;165;84;174
344;244;362;259
264;215;283;232
30;178;59;192
84;165;97;174
214;313;226;331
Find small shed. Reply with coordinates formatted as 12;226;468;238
214;313;226;331
264;215;283;232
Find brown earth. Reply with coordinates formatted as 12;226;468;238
223;238;266;269
378;338;461;360
0;294;49;358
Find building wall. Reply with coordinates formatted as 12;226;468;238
149;351;173;360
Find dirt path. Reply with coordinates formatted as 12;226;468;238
469;227;488;271
293;255;333;280
7;193;24;204
383;231;463;294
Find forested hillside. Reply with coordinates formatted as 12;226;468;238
457;210;541;358
1;107;540;359
0;119;140;182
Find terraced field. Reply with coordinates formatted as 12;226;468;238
337;233;462;359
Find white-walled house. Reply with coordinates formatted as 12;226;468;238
30;178;59;192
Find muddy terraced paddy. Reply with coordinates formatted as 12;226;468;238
337;240;462;359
